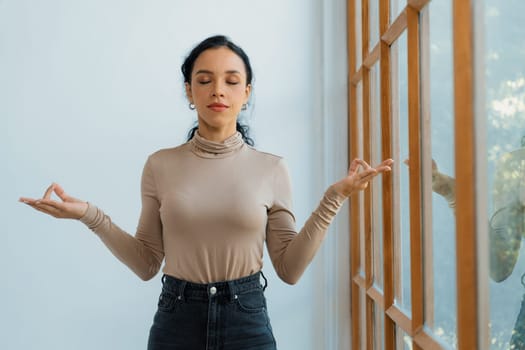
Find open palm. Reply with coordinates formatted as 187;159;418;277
19;183;88;219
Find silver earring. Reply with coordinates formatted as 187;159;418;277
189;103;196;110
241;103;247;111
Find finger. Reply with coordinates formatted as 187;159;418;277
356;159;373;170
374;159;394;172
42;183;56;200
351;169;377;186
359;172;379;184
380;158;394;167
19;197;38;204
375;165;392;173
357;169;379;181
34;201;68;218
27;203;60;217
348;158;362;175
431;159;438;172
37;199;67;210
53;184;70;202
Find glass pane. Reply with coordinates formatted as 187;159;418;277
421;2;458;348
396;326;412;350
370;62;384;291
369;0;380;49
373;302;385;350
390;0;405;24
356;0;362;70
357;81;366;277
391;30;411;316
483;1;525;349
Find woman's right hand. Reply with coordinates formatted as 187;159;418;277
19;183;88;219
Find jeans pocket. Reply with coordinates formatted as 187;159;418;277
235;289;266;314
157;289;179;313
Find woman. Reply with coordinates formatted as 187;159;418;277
19;35;393;350
429;140;524;348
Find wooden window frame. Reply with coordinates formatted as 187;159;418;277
347;0;479;349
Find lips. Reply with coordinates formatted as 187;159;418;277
207;102;229;112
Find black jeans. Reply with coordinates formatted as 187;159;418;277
147;272;277;350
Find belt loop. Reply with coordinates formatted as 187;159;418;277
178;280;187;301
260;270;268;291
227;281;237;302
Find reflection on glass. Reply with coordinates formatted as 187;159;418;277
420;1;458;348
370;63;384;290
356;0;362;70
483;1;525;349
396;326;412;350
369;0;379;49
357;81;366;277
390;0;405;24
373;302;385;350
391;31;411;316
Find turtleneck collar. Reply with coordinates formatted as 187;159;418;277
190;131;245;159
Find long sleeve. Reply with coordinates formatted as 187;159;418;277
265;159;346;285
432;171;456;210
79;157;164;281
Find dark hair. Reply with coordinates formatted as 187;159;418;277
182;35;254;146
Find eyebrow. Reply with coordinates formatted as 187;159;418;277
194;69;242;75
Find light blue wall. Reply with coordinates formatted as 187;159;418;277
1;1;349;349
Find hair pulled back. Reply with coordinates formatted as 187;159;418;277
182;35;254;146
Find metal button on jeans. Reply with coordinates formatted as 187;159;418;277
210;286;217;295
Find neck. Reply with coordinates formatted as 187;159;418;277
190;129;244;159
197;122;237;143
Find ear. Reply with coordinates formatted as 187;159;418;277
185;82;193;103
244;84;252;104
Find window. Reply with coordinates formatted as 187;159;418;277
346;0;524;348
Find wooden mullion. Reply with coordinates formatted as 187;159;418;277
366;297;374;350
385;305;412;336
418;4;435;331
350;114;361;350
351;68;364;85
348;0;361;349
353;274;366;288
453;0;478;349
349;0;357;76
363;4;372;348
407;4;424;341
362;0;370;57
367;285;385;309
363;43;380;69
407;0;431;12
379;0;394;349
413;330;447;350
381;9;407;45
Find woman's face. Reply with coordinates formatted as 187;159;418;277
185;47;251;136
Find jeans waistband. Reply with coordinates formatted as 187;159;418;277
161;271;268;302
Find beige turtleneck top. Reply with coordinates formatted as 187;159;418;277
80;132;346;284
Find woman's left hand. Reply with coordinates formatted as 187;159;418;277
332;158;394;197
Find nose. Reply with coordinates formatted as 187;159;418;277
211;81;225;97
